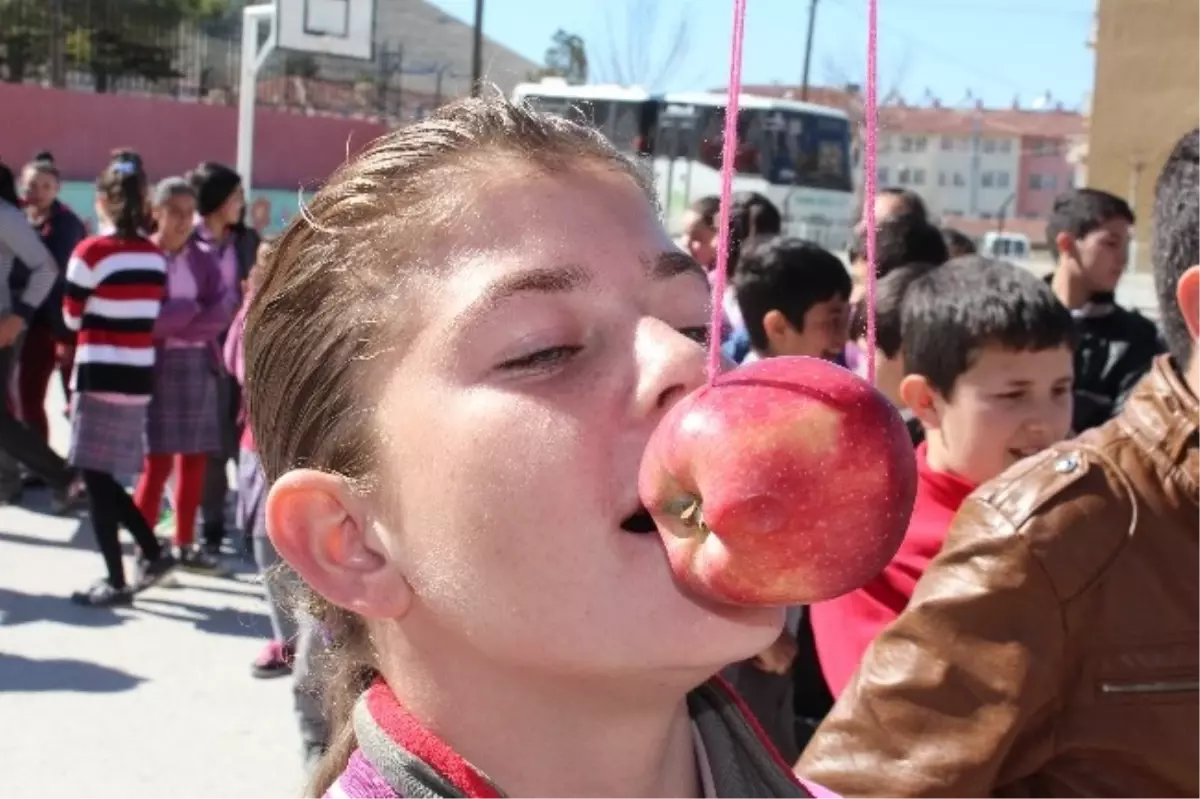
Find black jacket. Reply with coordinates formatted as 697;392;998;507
1066;291;1163;433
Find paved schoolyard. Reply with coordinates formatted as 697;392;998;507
0;384;303;798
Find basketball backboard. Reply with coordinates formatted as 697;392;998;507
275;0;376;61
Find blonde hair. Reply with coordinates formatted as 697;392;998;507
244;91;652;795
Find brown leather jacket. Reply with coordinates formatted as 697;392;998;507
797;355;1199;797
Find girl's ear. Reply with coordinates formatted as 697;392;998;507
267;469;413;620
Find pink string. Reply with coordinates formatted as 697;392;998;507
863;0;880;384
707;0;749;386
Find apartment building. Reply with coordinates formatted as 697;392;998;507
875;103;1085;225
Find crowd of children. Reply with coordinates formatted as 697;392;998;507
0;98;1196;798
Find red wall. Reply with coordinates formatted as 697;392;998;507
0;82;387;189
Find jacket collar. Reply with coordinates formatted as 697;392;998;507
1121;355;1199;497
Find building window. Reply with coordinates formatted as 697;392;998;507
1030;173;1060;191
880;136;892;153
877;167;889;184
913;169;926;185
953;172;966;186
941;136;954;151
982;139;996;154
914;136;928;152
1030;174;1042;190
938;171;947;186
996;171;1010;189
998;139;1012;153
898;167;911;185
900;136;913;153
982;171;995;188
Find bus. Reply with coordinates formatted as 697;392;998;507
511;79;856;251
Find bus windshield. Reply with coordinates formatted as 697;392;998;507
686;104;852;191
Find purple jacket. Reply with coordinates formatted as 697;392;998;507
153;233;238;346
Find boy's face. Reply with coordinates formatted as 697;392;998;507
1072;217;1131;293
765;298;849;361
678;210;717;269
905;344;1074;486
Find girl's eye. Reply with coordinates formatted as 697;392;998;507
995;391;1025;401
498;345;583;371
680;326;711;346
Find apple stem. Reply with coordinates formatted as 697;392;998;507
680;499;711;537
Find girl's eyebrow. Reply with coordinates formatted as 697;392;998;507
648;250;706;283
451;263;591;328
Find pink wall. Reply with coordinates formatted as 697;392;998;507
0;82;387;188
1016;135;1076;218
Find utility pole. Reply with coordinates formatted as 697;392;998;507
800;0;819;101
470;0;485;96
968;111;982;216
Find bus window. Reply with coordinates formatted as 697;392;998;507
695;106;764;176
785;113;852;191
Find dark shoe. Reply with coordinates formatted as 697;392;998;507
70;578;133;607
251;639;295;679
21;473;47;489
134;550;177;591
201;522;227;555
0;480;23;506
51;477;87;515
177;545;231;577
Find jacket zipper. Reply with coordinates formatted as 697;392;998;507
1100;679;1200;695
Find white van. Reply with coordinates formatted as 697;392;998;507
980;231;1032;261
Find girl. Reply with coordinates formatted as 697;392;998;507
133;178;237;574
190;161;253;556
248;95;832;798
64;160;176;606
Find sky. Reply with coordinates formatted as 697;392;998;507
428;0;1097;110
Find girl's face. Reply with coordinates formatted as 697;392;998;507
372;167;781;681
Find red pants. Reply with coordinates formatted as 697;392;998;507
134;453;208;548
15;324;73;442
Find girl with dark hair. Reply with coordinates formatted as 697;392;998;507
132;177;237;574
189;161;249;560
63;160;176;606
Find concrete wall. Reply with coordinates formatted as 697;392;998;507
1089;0;1199;272
0;82;387;189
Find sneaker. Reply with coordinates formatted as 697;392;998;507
155;507;176;536
176;545;231;577
50;478;87;515
21;473;47;490
0;480;23;506
70;578;133;607
251;639;295;679
134;550;177;591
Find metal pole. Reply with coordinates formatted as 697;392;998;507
470;0;485;96
968;113;981;217
800;0;819;102
237;4;277;198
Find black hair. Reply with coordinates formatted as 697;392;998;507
97;160;149;238
33;150;54;164
850;261;942;357
850;211;950;279
190;161;243;219
877;187;929;223
735;237;851;353
1046;188;1135;258
941;227;976;257
902;256;1076;397
726;191;783;277
690;195;720;229
1152;129;1199;370
0;162;18;206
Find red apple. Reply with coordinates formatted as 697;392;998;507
637;356;917;607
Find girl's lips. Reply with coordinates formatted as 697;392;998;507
620;505;657;534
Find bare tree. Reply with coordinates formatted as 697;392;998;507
820;46;912;102
590;0;700;90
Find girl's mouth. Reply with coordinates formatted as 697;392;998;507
620;505;657;534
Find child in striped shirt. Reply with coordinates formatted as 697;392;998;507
63;159;177;607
